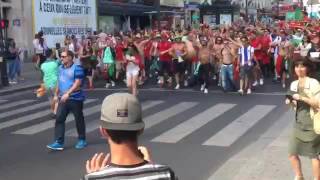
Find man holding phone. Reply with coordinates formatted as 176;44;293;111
84;93;176;180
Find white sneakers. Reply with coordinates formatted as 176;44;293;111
252;81;258;87
238;89;251;95
259;78;264;85
111;81;115;87
175;84;180;90
253;79;264;86
204;88;208;94
105;83;111;88
184;80;188;87
200;84;205;91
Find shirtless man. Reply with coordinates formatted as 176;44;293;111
212;37;224;83
170;35;187;90
197;35;211;94
220;40;236;92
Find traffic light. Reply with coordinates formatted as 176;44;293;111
0;19;9;29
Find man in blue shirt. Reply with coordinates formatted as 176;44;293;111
47;50;87;151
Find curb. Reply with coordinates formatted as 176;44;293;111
0;84;39;96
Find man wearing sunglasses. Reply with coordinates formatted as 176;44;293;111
47;50;87;151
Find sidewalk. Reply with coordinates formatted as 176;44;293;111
0;62;40;94
209;110;313;180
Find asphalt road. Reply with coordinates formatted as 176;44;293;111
0;80;288;180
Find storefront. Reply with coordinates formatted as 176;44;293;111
98;0;157;32
200;1;236;26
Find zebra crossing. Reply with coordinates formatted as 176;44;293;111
0;98;278;147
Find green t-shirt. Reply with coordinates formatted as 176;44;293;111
40;59;59;89
103;47;114;64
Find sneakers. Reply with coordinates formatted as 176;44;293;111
204;88;208;94
238;89;244;95
282;83;286;89
105;83;111;88
247;89;252;94
184;80;188;87
259;78;264;85
111;81;115;87
175;84;180;90
252;81;258;87
200;84;205;91
75;139;87;150
47;141;64;151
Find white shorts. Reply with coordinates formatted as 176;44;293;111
126;63;140;78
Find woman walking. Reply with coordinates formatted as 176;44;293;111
124;40;141;96
286;58;320;180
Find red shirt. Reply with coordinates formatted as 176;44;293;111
158;41;172;61
251;37;263;61
144;41;152;60
115;43;124;61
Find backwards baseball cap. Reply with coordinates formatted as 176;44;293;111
100;93;144;131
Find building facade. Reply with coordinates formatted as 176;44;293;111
0;0;33;56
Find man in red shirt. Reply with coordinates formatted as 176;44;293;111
143;35;153;80
260;29;272;79
158;32;173;87
250;32;264;86
115;37;125;81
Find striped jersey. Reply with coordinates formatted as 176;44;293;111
238;45;254;66
84;161;176;180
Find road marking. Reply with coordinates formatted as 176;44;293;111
203;105;276;147
0;99;96;131
0;101;50;119
0;99;35;110
0;90;34;99
144;102;198;129
0;99;8;104
91;88;285;96
151;103;236;143
66;100;165;137
207;110;293;180
13;103;101;135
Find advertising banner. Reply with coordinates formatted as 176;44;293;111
33;0;97;48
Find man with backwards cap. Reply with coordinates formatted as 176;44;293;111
84;93;176;180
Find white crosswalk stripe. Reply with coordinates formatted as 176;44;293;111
65;100;165;137
151;103;236;143
0;101;50;119
202;105;276;147
0;100;8;104
1;97;280;148
12;99;98;135
0;99;96;131
0;100;35;110
144;102;198;129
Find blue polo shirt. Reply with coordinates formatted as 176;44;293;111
58;63;85;101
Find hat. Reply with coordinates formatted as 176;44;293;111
100;93;144;131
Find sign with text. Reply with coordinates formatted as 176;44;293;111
33;0;97;48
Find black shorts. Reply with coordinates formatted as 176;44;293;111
240;65;253;79
173;60;186;74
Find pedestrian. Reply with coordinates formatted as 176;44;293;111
158;32;173;88
84;93;177;180
102;38;116;88
125;40;141;96
6;39;19;84
197;35;211;94
47;50;87;151
238;36;255;95
40;49;59;118
170;35;187;90
286;58;320;180
220;39;236;92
